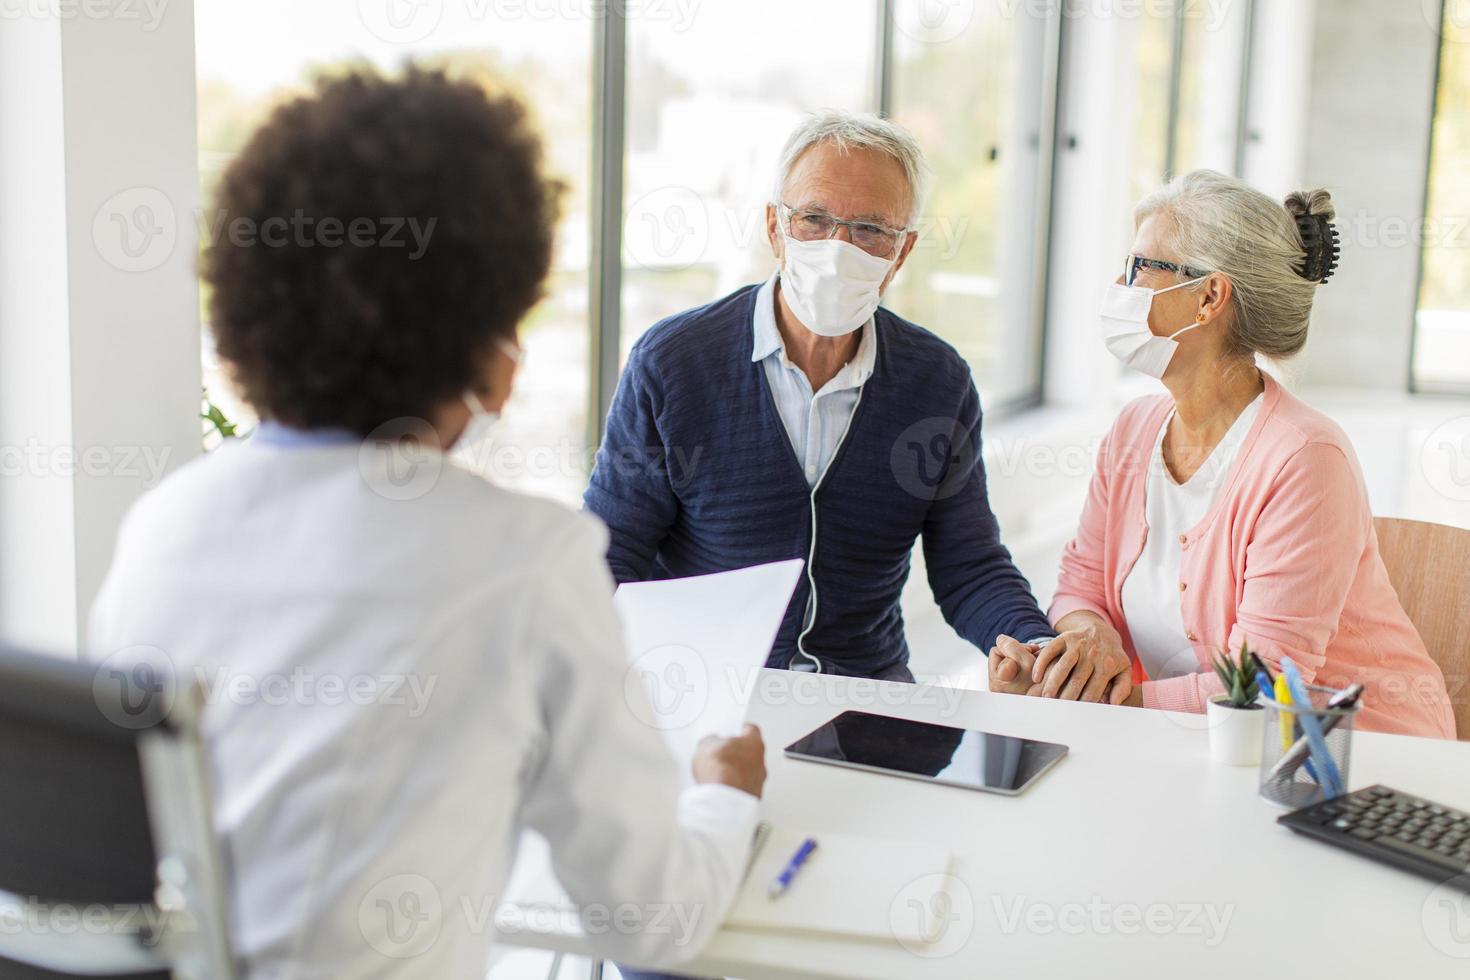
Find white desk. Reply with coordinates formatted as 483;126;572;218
497;669;1470;979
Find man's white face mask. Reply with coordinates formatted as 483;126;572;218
1098;277;1206;379
780;234;897;338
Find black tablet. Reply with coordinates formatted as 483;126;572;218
783;710;1068;796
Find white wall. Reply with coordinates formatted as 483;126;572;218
0;0;202;653
0;15;77;650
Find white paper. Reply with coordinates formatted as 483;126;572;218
614;559;804;771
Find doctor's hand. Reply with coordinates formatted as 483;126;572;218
693;724;767;798
1030;619;1132;704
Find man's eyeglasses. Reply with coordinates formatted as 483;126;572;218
780;202;911;258
1123;253;1211;287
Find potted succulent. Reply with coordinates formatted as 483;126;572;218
1206;643;1271;766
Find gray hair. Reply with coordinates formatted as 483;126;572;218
1135;169;1336;360
772;110;931;227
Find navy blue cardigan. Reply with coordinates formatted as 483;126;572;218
583;284;1053;676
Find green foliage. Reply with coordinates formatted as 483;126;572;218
1210;641;1271;709
201;388;240;442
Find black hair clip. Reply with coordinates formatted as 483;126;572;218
1295;213;1340;284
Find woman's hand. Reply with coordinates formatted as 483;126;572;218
1030;614;1133;704
693;724;768;798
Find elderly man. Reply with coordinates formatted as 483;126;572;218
585;111;1125;705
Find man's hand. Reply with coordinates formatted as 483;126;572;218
692;723;767;798
1031;623;1132;704
988;634;1040;695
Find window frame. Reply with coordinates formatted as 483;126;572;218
1408;0;1470;397
586;0;1068;435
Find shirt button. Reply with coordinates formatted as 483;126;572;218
806;464;817;476
1179;581;1187;592
1178;534;1188;546
1186;630;1198;641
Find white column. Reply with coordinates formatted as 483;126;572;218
1042;10;1140;413
0;0;201;653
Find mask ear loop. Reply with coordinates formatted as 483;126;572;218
1153;275;1210;340
1166;312;1207;342
1151;275;1207;296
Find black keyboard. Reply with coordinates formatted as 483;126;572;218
1279;785;1470;889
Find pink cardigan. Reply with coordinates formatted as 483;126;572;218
1049;374;1456;739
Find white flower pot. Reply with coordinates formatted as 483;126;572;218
1207;696;1264;766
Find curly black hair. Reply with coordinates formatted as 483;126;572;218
203;67;563;435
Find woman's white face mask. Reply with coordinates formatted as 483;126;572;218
780;234;897;337
1098;277;1206;379
453;337;523;474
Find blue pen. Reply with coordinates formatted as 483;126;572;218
768;838;818;898
1280;659;1343;797
1256;671;1275;701
1257;671;1320;783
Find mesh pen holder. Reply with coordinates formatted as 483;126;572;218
1258;683;1360;809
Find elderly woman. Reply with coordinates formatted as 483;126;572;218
990;170;1455;739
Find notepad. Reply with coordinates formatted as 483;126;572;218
724;826;954;945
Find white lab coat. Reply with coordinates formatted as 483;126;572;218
89;433;758;978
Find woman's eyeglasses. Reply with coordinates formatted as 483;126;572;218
1124;253;1211;287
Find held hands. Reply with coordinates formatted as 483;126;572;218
692;723;768;798
987;635;1040;695
988;624;1134;705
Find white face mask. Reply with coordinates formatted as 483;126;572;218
1098;278;1206;379
780;235;896;337
454;390;500;476
453;337;522;470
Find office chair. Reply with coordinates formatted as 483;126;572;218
1373;516;1470;740
0;645;237;979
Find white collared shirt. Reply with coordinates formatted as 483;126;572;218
753;273;876;487
88;432;759;978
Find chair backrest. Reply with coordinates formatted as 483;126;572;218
1372;517;1470;741
0;646;237;979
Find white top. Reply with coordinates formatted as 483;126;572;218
1120;394;1262;679
752;272;875;487
88;428;759;978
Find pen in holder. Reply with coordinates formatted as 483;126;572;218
1258;683;1360;809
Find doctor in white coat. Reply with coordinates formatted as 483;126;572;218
89;67;766;979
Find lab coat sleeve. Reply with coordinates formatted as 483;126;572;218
515;515;759;969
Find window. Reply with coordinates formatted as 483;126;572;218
196;4;1243;499
619;1;877;361
886;0;1056;409
1413;7;1470;392
1129;4;1175;205
195;1;593;505
1169;2;1247;177
1130;0;1251;192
